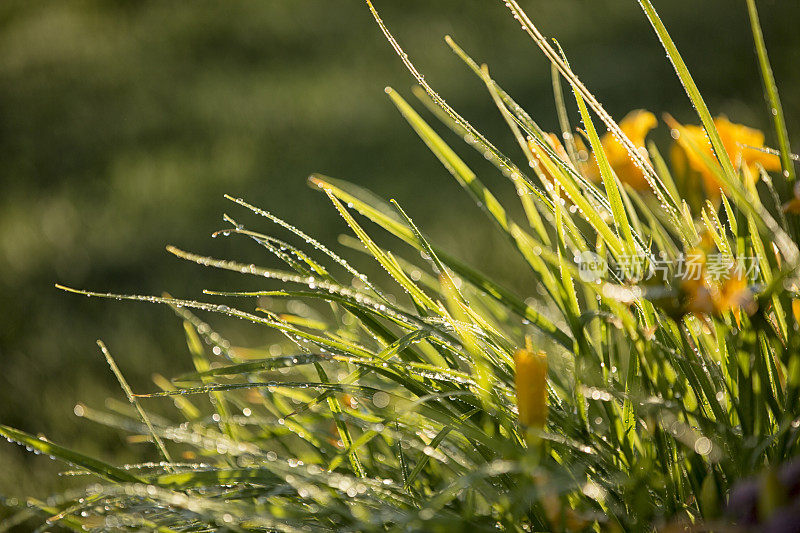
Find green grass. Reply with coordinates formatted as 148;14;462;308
2;0;800;530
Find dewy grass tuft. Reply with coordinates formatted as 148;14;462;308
4;1;800;530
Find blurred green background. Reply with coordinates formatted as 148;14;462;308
1;0;798;498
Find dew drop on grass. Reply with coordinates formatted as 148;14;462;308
694;436;712;455
372;391;390;408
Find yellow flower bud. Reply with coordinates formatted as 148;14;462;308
514;346;548;428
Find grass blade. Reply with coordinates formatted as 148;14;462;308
97;341;174;468
746;0;795;186
0;425;144;484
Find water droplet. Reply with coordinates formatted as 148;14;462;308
372;391;390;408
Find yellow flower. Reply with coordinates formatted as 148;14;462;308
678;255;756;321
587;109;657;191
670;115;781;201
514;345;548;428
712;271;754;316
679;248;713;316
717;116;781;174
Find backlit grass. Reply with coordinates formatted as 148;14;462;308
2;0;799;530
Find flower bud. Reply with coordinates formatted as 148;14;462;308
514;346;548;428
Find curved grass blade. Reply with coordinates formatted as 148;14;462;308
309;175;572;348
55;285;376;359
151;468;282;490
181;322;240;441
325;190;437;312
443;35;617;225
283;329;433;420
638;0;798;268
404;408;480;489
224;194;388;301
573;88;636;259
746;0;795;186
0;425;145;484
135;382;386;399
364;0;538;203
503;1;681;219
96;341;174;468
174;353;333;381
